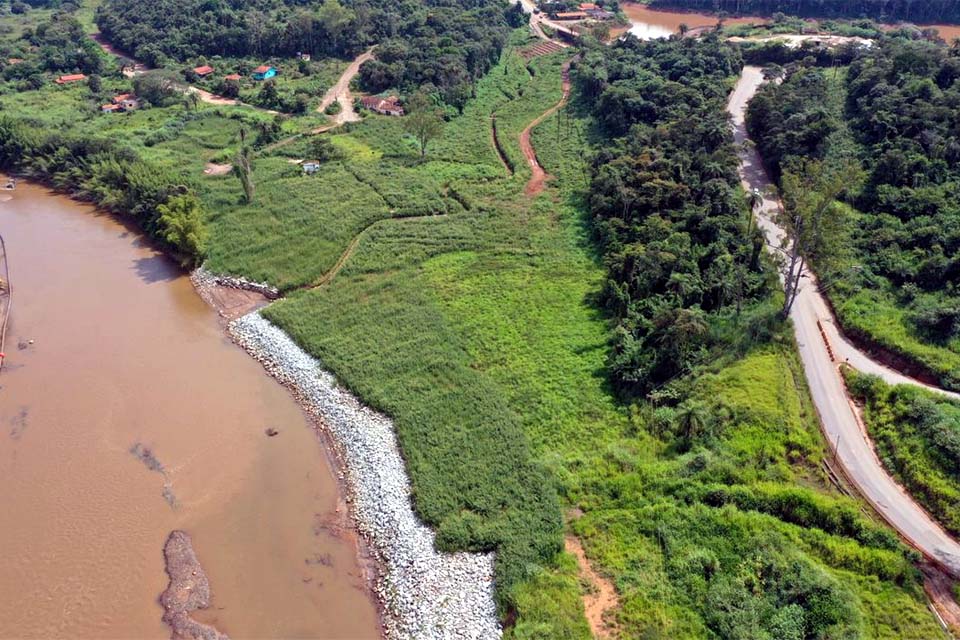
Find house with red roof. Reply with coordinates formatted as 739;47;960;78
360;95;404;116
224;73;242;81
55;73;86;84
193;65;215;77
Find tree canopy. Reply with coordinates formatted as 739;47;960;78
577;35;771;396
95;0;518;103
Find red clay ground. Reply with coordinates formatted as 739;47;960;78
520;59;572;197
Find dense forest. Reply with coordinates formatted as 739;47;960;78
747;38;960;387
576;35;770;396
0;11;103;83
652;0;960;24
0;117;207;265
95;0;521;103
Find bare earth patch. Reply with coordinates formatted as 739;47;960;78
565;535;619;639
159;531;229;640
922;563;960;635
203;162;233;176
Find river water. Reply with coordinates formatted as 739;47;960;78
0;182;380;638
623;2;960;41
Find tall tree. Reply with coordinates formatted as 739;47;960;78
233;127;255;204
780;160;862;316
403;92;444;160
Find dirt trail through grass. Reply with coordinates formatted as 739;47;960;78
520;59;572;196
565;535;619;639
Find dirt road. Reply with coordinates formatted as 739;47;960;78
316;48;375;129
729;66;960;578
520;60;572;196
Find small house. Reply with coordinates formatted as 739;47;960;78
578;3;599;9
554;11;587;20
302;161;321;175
252;65;277;81
193;65;215;77
55;73;87;84
6;58;24;65
297;52;311;61
224;73;242;81
101;103;121;113
360;95;404;116
113;93;140;110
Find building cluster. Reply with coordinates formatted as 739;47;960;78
547;2;614;21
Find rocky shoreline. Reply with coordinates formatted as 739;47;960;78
192;266;280;300
229;312;502;640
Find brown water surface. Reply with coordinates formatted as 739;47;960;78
622;3;765;39
0;182;380;639
622;2;960;42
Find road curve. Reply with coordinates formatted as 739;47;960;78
729;66;960;578
316;47;375;129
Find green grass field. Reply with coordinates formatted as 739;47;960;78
264;42;941;638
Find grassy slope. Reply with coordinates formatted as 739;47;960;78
816;69;960;389
847;369;960;535
269;42;939;637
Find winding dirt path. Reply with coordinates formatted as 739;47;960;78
316;48;375;130
521;60;573;196
565;536;619;639
730;66;960;580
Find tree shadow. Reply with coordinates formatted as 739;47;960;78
132;254;180;284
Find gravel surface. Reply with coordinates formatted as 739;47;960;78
229;312;501;640
159;531;229;640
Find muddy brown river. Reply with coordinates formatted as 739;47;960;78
0;182;380;639
622;2;960;41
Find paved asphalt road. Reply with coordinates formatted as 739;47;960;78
729;66;960;578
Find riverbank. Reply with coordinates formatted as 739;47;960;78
229;313;501;639
0;180;380;638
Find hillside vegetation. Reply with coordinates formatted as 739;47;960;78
847;370;960;536
95;0;523;105
747;39;960;390
652;0;960;24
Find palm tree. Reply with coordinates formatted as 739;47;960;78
675;400;711;447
